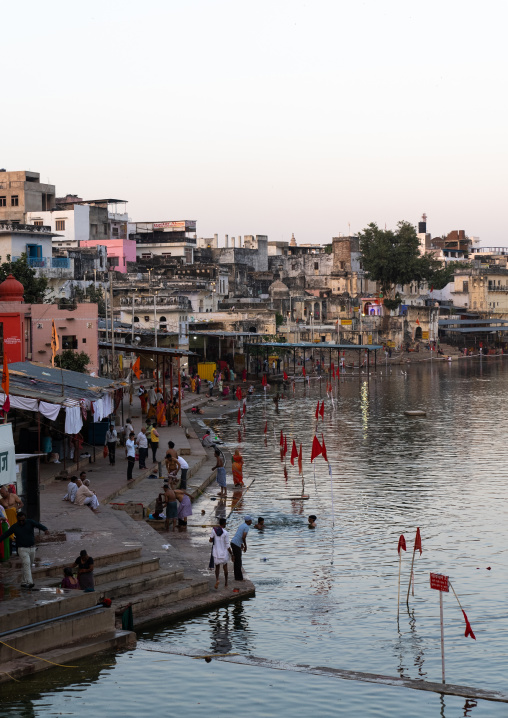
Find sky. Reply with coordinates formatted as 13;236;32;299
3;0;507;245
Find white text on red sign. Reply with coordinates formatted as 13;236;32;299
430;573;449;592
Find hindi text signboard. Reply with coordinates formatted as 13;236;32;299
430;573;449;592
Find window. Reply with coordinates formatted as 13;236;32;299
55;219;65;231
134;316;139;322
33;220;44;226
103;224;108;234
0;197;6;207
62;335;78;349
112;226;119;237
109;256;119;267
82;337;87;343
144;316;150;322
11;195;19;207
314;262;319;270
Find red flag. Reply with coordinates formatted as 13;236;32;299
315;401;320;420
414;527;422;555
298;443;303;474
0;395;10;416
462;610;476;640
290;439;298;465
236;386;242;401
264;421;268;434
397;535;406;553
416;318;420;326
310;435;322;462
283;370;288;381
321;434;328;462
237;408;241;425
283;435;288;457
280;430;284;447
302;366;306;377
262;374;267;387
319;401;324;419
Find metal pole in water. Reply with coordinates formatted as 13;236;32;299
440;591;446;683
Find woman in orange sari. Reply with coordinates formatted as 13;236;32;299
232;449;244;487
156;399;167;427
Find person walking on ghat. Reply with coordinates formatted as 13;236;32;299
105;424;117;466
230;515;252;581
136;427;148;469
0;512;49;588
150;424;160;463
210;517;232;589
125;431;136;481
214;449;227;499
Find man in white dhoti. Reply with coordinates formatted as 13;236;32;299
209;518;232;590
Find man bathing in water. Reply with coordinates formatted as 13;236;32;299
162;483;178;532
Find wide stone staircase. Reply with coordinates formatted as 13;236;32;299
0;544;209;682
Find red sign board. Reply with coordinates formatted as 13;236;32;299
430;573;449;592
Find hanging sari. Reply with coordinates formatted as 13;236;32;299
232;452;244;486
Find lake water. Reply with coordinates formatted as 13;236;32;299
4;359;508;717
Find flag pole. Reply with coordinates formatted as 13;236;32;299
397;551;402;621
406;548;416;606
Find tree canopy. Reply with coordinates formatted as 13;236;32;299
0;253;48;303
54;350;91;373
359;221;464;306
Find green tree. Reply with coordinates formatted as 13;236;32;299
0;253;48;303
275;312;284;327
55;350;91;373
71;283;106;315
359;221;462;307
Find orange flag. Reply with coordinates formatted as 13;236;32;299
51;319;60;367
132;356;141;379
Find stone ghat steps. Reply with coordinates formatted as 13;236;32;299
0;629;135;684
20;546;143;581
116;577;210;629
90;568;186;604
0;606;115;664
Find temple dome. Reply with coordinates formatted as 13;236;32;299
0;274;24;302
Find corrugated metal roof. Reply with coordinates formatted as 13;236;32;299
8;362;120;391
99;342;196;356
243;342;383;350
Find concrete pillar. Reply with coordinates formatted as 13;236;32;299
232;236;236;248
238;235;242;247
225;234;229;248
214;233;218;248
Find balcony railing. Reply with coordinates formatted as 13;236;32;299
12;256;71;269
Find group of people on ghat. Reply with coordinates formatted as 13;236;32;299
137;384;180;426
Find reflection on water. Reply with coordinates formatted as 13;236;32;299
5;360;508;716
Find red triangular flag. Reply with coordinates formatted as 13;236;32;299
315;401;320;420
319;400;324;419
302;366;306;377
262;374;267;387
462;610;476;640
414;527;422;555
283;435;288;457
264;421;268;434
283;371;288;381
290;439;298;466
310;435;322;462
236;386;242;401
280;430;284;447
416;318;420;326
237;408;241;425
321;434;328;462
397;535;406;553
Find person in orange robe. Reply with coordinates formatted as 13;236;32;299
232;449;244;487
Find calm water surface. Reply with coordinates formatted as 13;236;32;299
4;359;508;717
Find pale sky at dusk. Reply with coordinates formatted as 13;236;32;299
3;0;507;244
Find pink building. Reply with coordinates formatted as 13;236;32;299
80;239;136;273
0;274;99;374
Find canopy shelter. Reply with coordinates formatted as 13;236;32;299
243;341;383;377
0;362;124;472
99;343;197;427
438;318;508;346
